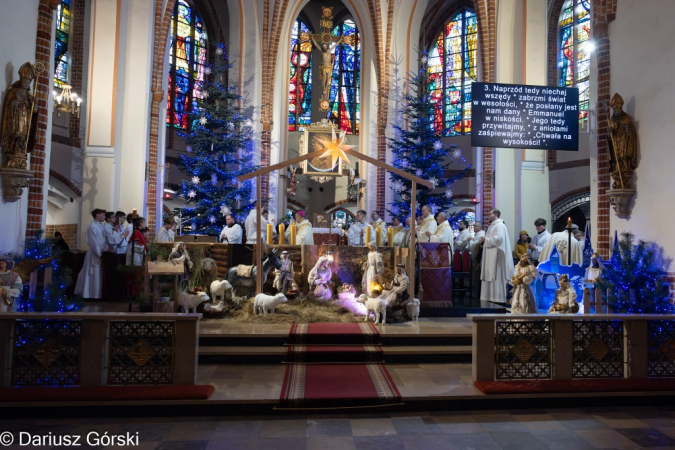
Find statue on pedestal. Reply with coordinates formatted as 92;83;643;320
509;255;537;314
362;243;384;297
583;253;606;312
607;93;637;190
1;63;39;169
547;274;579;314
307;256;333;301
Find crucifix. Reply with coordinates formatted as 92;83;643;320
300;6;353;111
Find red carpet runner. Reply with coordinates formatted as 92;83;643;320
279;323;402;409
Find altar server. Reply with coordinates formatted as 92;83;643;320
75;209;107;299
455;220;472;251
220;214;243;244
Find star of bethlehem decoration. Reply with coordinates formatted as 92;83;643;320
204;67;212;75
199;116;208;125
433;141;443;150
445;188;453;199
316;126;356;167
209;215;216;224
452;148;462;159
192;176;200;185
421;55;428;65
187;190;196;199
234;194;242;202
216;47;223;55
202;91;209;99
220;204;230;216
227;122;235;130
186;145;192;153
415;169;423;177
429;177;438;188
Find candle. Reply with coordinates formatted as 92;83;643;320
567;217;572;229
388;227;394;247
375;227;382;247
266;223;273;245
290;224;296;245
365;226;371;247
278;223;285;245
132;208;137;219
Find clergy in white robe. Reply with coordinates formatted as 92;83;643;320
473;223;485;242
455;220;472;251
347;210;375;246
417;206;437;243
284;210;314;245
509;255;537;314
244;208;269;244
528;218;551;262
538;229;583;265
220;214;243;244
390;217;406;247
480;209;514;303
370;211;387;246
75;209;108;299
429;212;454;252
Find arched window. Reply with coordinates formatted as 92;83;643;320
328;19;360;135
559;0;590;130
54;0;71;87
167;0;208;129
289;19;313;132
428;10;477;136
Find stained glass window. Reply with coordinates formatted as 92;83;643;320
167;0;208;129
289;19;313;132
328;20;360;135
428;10;477;136
54;0;71;87
559;0;590;129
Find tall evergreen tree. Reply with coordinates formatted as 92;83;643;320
386;51;472;222
177;44;257;234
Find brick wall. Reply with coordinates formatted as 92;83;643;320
68;0;85;147
26;0;60;239
45;223;78;251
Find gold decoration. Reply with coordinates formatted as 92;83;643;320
319;99;330;111
511;338;537;363
316;125;355;167
300;31;310;42
126;339;157;367
32;339;61;368
586;337;609;362
659;336;675;363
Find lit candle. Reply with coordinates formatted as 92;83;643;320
387;227;394;247
278;223;285;245
365;226;371;247
266;223;273;245
132;208;137;219
567;217;572;229
375;227;382;247
290;224;296;245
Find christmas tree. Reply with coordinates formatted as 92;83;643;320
599;231;671;314
386;51;472;223
177;44;257;234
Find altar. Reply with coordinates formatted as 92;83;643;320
312;227;343;245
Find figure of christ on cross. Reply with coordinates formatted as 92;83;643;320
308;32;344;109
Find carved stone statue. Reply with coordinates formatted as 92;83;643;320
607;93;637;189
1;63;39;170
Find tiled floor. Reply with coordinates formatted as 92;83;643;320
199;363;480;401
4;407;675;449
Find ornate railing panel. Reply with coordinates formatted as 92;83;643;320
572;320;624;378
11;320;81;386
648;320;675;377
496;320;551;379
108;321;175;385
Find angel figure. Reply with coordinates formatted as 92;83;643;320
0;256;23;312
362;243;384;297
170;241;193;285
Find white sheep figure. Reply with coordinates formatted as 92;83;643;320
253;292;287;315
178;291;210;313
210;279;233;302
204;300;225;312
357;294;386;325
406;298;420;321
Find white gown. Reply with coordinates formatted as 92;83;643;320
220;224;243;244
74;220;106;299
417;216;437;243
244;210;268;244
295;219;314;245
347;221;375;246
430;220;454;252
538;230;583;265
362;250;384;297
510;264;537;314
391;226;406;247
480;219;514;303
370;219;387;246
455;228;472;251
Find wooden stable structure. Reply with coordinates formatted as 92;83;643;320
239;148;433;298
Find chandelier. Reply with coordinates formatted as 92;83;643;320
52;84;81;118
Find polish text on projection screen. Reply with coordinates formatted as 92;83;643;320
471;82;579;151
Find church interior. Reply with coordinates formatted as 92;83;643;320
1;0;675;447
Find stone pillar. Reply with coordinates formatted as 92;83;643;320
551;319;573;379
472;319;495;381
625;319;648;379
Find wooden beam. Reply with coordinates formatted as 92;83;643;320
238;149;434;189
408;183;417;299
255;175;263;295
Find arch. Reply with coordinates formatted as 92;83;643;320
551;188;591;222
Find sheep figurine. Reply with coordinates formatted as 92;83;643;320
178;291;210;313
210;279;233;302
204;300;225;312
357;294;386;325
406;298;420;321
253;292;287;315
